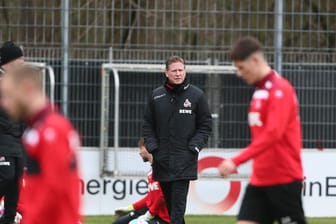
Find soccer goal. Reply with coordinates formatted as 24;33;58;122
100;63;250;180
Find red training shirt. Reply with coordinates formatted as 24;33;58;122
133;170;170;223
232;70;304;186
21;104;81;224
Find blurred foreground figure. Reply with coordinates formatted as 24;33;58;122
0;64;81;224
218;37;306;224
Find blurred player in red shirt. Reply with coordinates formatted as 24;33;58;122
0;64;81;224
114;138;169;224
218;37;306;224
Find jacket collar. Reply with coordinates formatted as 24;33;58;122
164;78;190;94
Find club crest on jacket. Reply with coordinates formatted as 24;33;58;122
183;99;192;108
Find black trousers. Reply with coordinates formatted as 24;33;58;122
113;207;168;224
160;180;190;224
113;207;147;224
147;217;169;224
0;156;24;223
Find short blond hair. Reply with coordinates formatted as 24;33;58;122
6;63;43;90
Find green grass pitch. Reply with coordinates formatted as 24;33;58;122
85;215;336;224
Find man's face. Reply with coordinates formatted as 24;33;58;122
0;75;28;121
139;146;152;162
165;62;186;85
234;55;260;85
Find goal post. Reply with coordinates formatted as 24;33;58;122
100;63;251;179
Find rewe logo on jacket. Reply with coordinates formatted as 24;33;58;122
148;182;160;191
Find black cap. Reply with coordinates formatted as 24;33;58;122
0;41;23;66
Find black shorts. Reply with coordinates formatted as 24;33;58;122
238;181;306;224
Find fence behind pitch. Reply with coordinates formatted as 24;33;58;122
97;63;335;150
97;62;335;176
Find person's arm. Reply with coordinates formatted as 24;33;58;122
114;195;148;218
143;95;159;153
132;195;148;210
232;88;293;166
188;93;212;153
